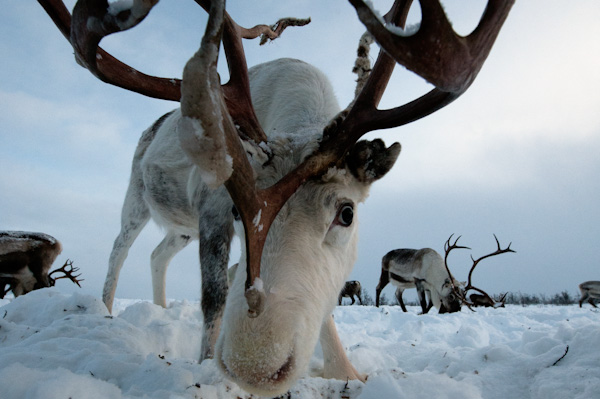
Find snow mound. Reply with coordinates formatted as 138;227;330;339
1;289;599;398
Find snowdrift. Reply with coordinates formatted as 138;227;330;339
1;289;598;398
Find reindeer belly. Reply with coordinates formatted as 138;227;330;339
389;271;415;289
141;158;200;235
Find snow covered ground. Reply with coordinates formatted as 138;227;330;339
1;289;598;399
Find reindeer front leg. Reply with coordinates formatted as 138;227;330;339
320;315;365;382
199;210;233;362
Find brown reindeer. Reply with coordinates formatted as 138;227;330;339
0;231;82;298
339;280;363;305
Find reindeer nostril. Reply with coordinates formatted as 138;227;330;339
269;354;294;382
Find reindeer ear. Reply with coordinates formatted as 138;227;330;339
346;139;401;183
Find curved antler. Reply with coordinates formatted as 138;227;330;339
444;234;515;311
348;0;514;94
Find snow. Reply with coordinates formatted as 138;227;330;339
108;0;134;15
1;289;599;398
251;277;264;292
253;209;263;232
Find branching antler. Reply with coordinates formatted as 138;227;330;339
48;259;83;287
445;234;515;311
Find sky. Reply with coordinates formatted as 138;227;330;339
1;0;600;304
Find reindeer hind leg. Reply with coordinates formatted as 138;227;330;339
151;232;191;308
103;180;150;313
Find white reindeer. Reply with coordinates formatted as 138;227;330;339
41;0;513;395
376;248;462;313
578;281;600;308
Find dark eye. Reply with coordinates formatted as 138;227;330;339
231;205;240;221
336;204;354;227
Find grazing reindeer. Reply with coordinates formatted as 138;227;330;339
40;0;513;395
578;281;600;308
444;235;514;310
376;248;462;313
470;292;507;308
0;231;82;298
339;280;363;305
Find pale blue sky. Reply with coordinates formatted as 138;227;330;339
2;0;600;303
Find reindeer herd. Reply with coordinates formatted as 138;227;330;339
3;0;599;396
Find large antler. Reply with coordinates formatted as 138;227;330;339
39;0;514;317
48;259;84;287
444;235;515;311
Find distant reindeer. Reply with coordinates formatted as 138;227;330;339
0;231;82;298
376;248;462;313
578;281;600;308
40;0;513;395
469;292;507;308
339;280;363;305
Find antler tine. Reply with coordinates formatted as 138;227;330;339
70;0;157;77
58;0;181;100
194;0;310;145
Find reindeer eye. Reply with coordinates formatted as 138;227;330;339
336;203;354;227
231;206;241;221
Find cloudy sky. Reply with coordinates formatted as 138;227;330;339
2;0;599;304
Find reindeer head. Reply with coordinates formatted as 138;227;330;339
40;0;513;395
436;276;463;313
216;133;398;392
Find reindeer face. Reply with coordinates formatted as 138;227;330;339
438;278;462;313
215;139;400;395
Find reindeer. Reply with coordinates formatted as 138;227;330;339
376;248;462;313
444;235;514;310
578;281;600;308
339;280;363;305
0;231;82;298
469;292;507;308
39;0;513;395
